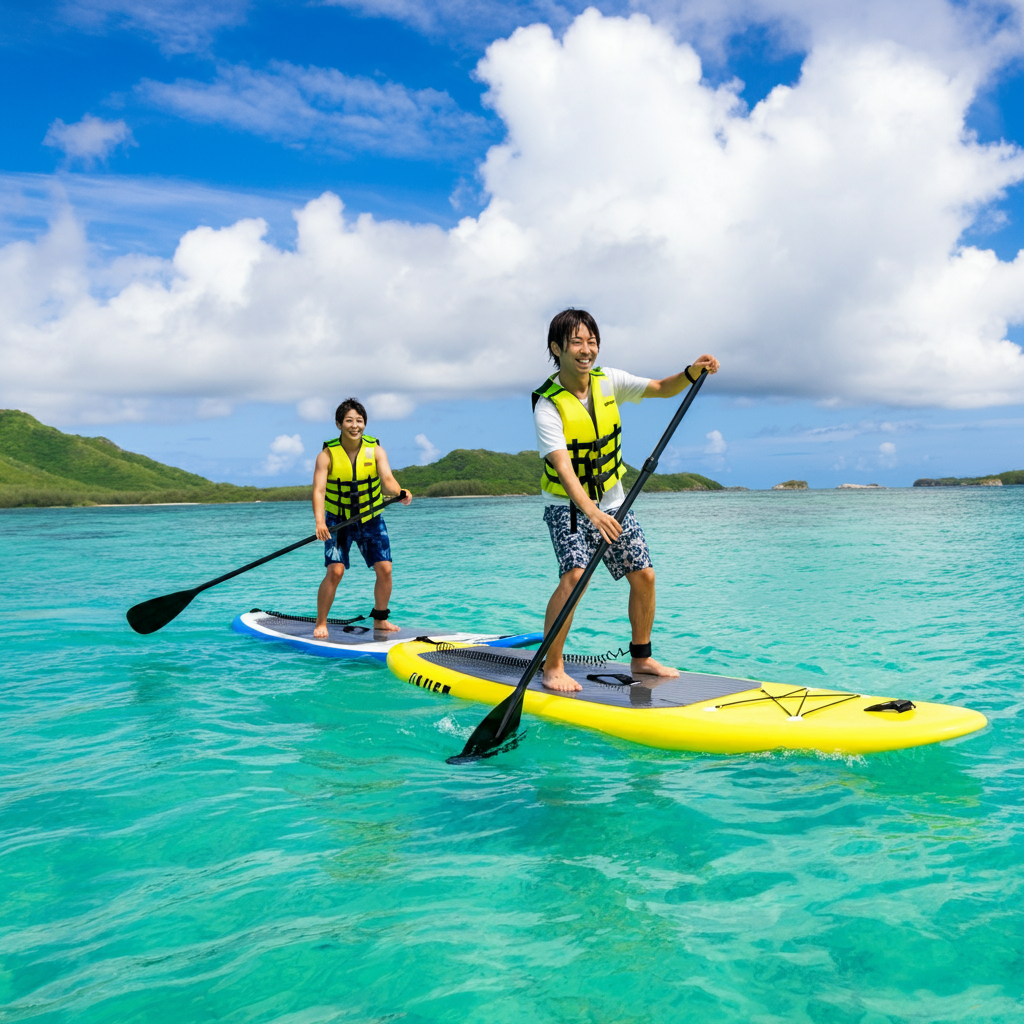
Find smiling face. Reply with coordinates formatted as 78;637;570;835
337;408;366;443
552;322;600;382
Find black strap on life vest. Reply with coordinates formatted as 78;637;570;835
324;470;382;520
543;420;622;502
343;475;383;520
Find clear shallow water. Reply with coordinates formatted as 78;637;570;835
2;489;1023;1023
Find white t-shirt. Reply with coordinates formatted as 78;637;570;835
533;366;650;510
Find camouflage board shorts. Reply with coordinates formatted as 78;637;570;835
542;505;653;581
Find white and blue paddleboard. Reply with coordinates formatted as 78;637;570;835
232;609;541;663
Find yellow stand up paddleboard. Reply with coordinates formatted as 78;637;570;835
387;641;987;755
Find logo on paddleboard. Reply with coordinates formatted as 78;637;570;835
410;672;451;695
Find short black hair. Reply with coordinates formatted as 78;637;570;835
547;308;600;367
335;398;368;426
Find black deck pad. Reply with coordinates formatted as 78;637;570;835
419;645;756;709
252;612;454;648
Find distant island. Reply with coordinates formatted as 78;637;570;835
397;448;722;498
914;472;1023;486
772;480;808;490
0;409;722;508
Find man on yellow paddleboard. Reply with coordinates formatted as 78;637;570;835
312;398;412;638
532;309;719;691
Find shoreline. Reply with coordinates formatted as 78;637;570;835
4;484;1023;512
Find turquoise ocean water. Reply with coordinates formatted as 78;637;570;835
2;489;1023;1023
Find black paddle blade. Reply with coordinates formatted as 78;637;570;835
447;690;525;764
446;729;525;765
126;588;199;634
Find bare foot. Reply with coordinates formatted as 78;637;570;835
632;657;679;679
313;623;329;639
373;619;401;633
542;665;583;692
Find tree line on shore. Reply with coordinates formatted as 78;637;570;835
913;472;1023;486
0;410;722;508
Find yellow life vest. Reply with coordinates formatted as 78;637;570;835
531;367;624;501
323;434;384;522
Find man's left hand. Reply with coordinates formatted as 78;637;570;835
692;354;720;374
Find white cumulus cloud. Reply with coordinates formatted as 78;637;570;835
705;429;727;454
196;397;233;418
5;10;1024;422
262;432;304;475
325;0;1024;70
415;433;441;464
297;397;332;422
366;393;416;420
43;115;136;166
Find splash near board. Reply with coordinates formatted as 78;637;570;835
233;610;542;663
387;641;987;755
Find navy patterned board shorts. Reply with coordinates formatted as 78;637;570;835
324;512;392;569
543;505;654;581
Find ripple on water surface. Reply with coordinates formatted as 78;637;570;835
1;490;1023;1022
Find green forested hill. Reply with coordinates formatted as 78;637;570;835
0;410;310;508
0;410;722;508
622;465;723;492
913;471;1023;486
391;449;540;496
0;409;211;491
392;447;722;496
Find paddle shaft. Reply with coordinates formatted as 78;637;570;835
493;369;708;737
186;494;404;598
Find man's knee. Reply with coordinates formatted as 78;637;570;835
561;567;585;588
628;567;655;588
374;560;393;579
325;563;345;581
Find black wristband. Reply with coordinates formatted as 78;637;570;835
370;608;390;621
683;365;699;384
629;641;652;659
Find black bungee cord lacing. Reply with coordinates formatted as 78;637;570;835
253;608;367;626
566;646;631;666
418;644;633;670
712;686;861;718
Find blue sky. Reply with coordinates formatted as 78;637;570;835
2;0;1023;488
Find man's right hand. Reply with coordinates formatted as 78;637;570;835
315;521;331;541
589;508;623;544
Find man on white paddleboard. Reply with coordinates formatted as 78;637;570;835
312;399;412;638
